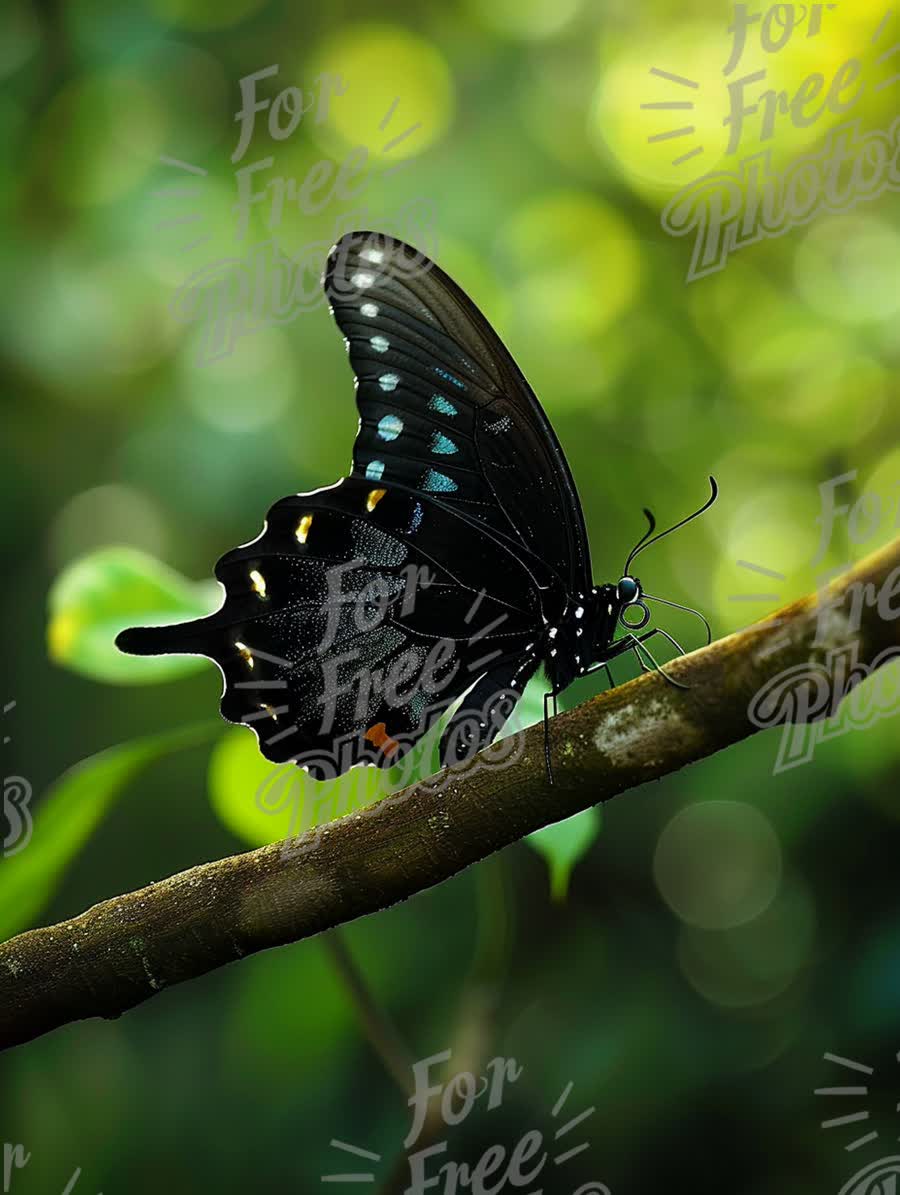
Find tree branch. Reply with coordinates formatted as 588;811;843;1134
2;540;899;1052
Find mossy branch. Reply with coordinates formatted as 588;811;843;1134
1;540;899;1052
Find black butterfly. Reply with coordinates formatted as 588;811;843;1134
117;231;716;782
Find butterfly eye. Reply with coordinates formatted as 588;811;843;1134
617;577;639;603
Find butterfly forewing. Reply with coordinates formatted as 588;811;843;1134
325;232;592;597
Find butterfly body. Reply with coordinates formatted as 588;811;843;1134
117;231;714;781
540;571;659;684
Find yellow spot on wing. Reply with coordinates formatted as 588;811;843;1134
235;641;254;669
249;569;267;598
366;487;387;512
295;514;313;544
261;703;278;721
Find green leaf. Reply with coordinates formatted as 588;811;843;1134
528;807;602;902
208;726;412;848
47;545;219;684
0;721;220;943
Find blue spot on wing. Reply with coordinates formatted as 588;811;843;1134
422;469;457;493
428;395;458;417
430;433;457;455
366;460;385;481
433;367;465;391
407;502;424;533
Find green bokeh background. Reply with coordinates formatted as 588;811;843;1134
2;0;899;1191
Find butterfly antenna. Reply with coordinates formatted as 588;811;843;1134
625;476;718;572
642;594;713;646
623;508;657;574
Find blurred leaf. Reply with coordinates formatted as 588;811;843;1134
0;721;220;943
208;726;394;848
47;545;219;684
528;807;602;902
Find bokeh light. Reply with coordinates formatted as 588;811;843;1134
33;70;166;207
464;0;584;41
307;26;455;162
678;879;817;1008
795;215;900;326
592;22;737;193
5;243;174;399
177;325;296;432
654;801;783;930
501;191;641;343
48;484;169;569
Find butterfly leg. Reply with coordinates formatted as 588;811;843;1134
630;635;689;691
579;661;616;689
596;632;688;691
543;689;562;786
543;691;552;784
640;626;687;658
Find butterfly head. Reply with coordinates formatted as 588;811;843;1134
614;575;650;630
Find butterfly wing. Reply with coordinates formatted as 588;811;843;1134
118;230;589;775
117;477;541;776
325;230;592;599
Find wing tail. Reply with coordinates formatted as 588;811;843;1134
115;616;217;657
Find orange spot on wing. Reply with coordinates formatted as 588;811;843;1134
364;721;399;756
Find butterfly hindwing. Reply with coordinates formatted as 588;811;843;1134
118;478;542;774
